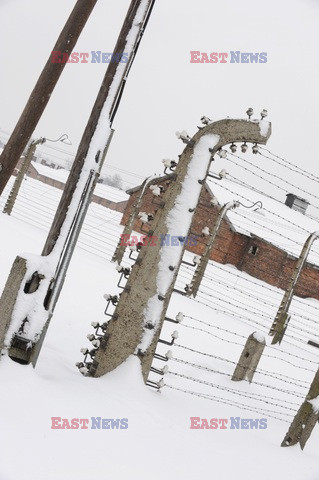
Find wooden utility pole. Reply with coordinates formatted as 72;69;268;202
84;118;271;382
0;0;98;195
282;369;319;449
42;0;156;257
3;138;45;215
269;231;319;345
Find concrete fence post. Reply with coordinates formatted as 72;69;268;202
112;175;153;264
3;140;41;215
82;118;271;382
0;257;28;356
269;231;319;345
231;332;266;383
282;368;319;450
186;200;240;297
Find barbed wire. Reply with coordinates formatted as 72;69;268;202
190;291;319;351
259;147;319;183
174;344;309;390
190;280;319;340
174;321;319;369
227;151;319;206
168;370;303;407
165;384;293;423
196;270;319;330
207;177;319;260
185;260;319;315
208;176;317;235
183;315;248;339
181;316;316;383
183;209;319;298
196;275;319;336
168;360;300;413
233;210;319;261
171;358;302;408
191;287;319;351
4;138;319;425
178;272;274;322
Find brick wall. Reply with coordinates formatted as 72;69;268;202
121;178;319;301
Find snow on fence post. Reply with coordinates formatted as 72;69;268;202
0;257;27;359
82;116;271;382
281;368;319;450
231;332;266;383
269;231;319;345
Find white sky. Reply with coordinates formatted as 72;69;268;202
1;0;319;193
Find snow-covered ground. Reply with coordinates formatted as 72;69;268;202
1;176;319;479
0;174;125;262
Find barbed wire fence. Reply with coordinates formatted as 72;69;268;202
2;114;319;447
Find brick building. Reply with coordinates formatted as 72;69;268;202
121;175;319;301
15;160;128;214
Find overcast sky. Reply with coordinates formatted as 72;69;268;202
1;0;319;195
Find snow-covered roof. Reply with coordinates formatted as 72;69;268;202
93;183;129;203
32;162;129;203
33;162;69;183
208;176;319;266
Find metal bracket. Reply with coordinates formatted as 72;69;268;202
173;288;187;296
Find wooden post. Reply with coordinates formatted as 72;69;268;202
0;0;98;195
231;332;266;383
41;0;155;257
282;369;319;450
